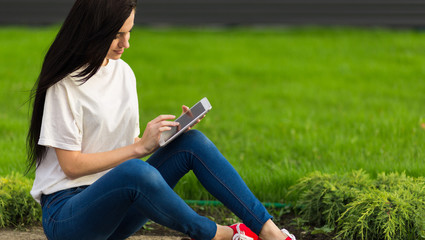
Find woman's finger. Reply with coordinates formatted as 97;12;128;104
152;114;176;123
158;126;173;132
159;120;179;129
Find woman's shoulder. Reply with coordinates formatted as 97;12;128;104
114;59;132;71
59;72;82;87
112;59;136;80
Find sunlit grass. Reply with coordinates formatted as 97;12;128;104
1;26;425;202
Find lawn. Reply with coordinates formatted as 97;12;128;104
0;26;424;202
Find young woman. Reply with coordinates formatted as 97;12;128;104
27;0;296;239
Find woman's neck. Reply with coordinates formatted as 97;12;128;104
102;58;109;66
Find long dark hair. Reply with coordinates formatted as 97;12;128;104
26;0;137;172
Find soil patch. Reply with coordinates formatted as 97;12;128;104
0;206;333;240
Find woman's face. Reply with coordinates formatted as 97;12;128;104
103;10;135;65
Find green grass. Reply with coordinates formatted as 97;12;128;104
1;26;425;202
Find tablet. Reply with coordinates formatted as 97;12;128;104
159;97;212;147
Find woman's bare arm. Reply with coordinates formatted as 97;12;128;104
55;115;178;179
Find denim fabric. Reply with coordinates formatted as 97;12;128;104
41;130;272;240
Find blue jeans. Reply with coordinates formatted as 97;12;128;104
41;130;272;240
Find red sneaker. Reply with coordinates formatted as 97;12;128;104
189;223;258;240
228;223;259;240
189;224;296;240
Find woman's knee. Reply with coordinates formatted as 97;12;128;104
182;130;213;148
115;159;165;191
185;129;205;140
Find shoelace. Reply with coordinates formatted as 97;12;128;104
281;228;296;240
232;224;254;240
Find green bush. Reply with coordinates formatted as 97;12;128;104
0;173;41;228
290;171;425;240
337;188;425;240
288;170;371;229
337;173;425;240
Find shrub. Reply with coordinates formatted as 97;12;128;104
0;173;41;228
337;173;425;240
337;187;425;240
288;170;371;229
374;172;425;192
290;170;425;240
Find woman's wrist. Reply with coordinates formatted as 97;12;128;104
133;140;151;159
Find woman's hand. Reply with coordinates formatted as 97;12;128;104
136;115;179;156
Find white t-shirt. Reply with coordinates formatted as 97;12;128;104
31;59;140;203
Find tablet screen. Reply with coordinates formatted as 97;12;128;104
160;101;206;143
176;102;205;129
